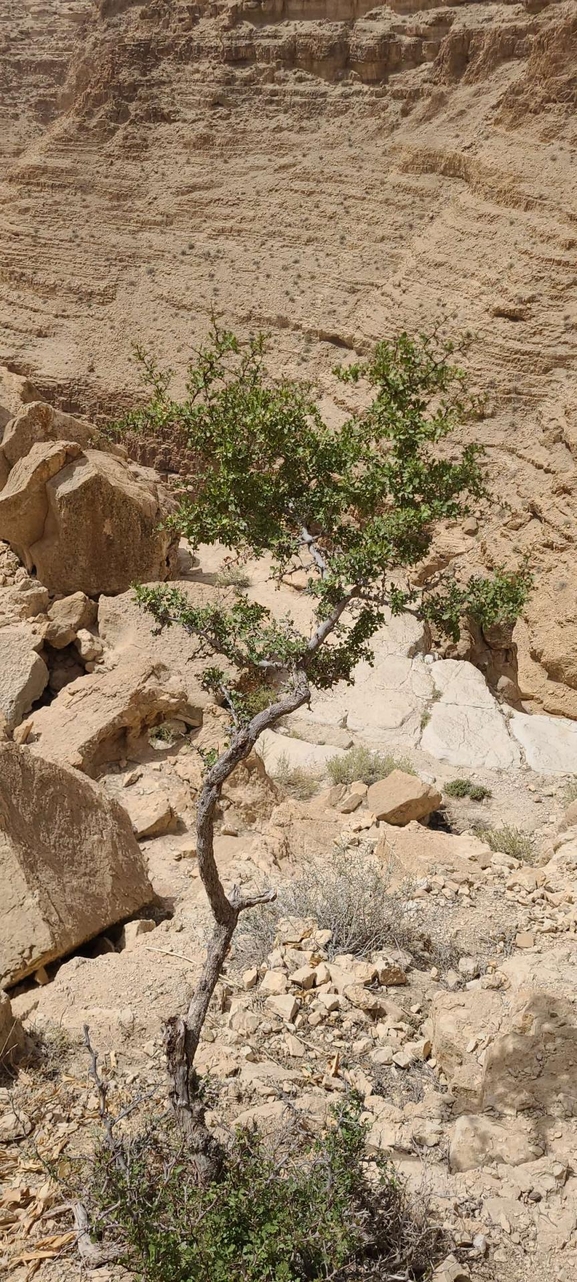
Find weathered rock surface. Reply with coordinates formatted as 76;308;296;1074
0;367;38;434
98;582;216;706
421;660;522;770
0;624;48;729
24;659;203;776
0;401;112;471
121;789;177;840
0;426;179;596
366;769;441;826
449;1114;543;1174
509;710;577;776
43;591;97;648
0;742;153;986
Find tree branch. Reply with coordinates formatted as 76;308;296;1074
301;526;328;577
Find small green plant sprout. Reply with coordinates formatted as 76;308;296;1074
125;323;530;1165
445;778;492;801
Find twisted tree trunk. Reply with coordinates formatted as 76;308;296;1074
165;671;310;1177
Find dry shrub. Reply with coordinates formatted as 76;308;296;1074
327;746;415;788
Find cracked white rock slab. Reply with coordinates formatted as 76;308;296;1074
509;711;577;775
420;659;521;769
420;704;521;769
308;648;434;746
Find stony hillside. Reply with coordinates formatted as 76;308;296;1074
1;0;577;714
2;6;577;1281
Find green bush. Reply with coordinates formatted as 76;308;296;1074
87;1096;444;1282
327;745;415;788
469;783;492;802
475;824;534;862
444;778;492;801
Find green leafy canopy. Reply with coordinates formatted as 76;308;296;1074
126;324;531;721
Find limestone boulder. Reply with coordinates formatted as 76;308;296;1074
0;742;153;986
433;947;577;1120
257;728;346;775
0;436;179;596
44;591;97;648
0;366;38;435
482;986;577;1118
98;583;217;707
0;625;48;729
121;789;177;839
0;576;50;620
509;709;577;775
221;751;280;828
431;989;505;1110
24;659;203;776
367;769;441;825
420;659;521;769
0;401;108;471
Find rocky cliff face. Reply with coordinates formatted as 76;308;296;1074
1;0;576;712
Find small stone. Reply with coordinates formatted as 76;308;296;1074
444;970;461;990
34;965;50;985
260;970;289;996
515;931;535;949
285;1033;306;1057
350;780;368;796
265;994;299;1022
393;1048;415;1069
337;792;363;813
291;965;317;990
375;960;408;987
243;967;259;990
314;962;331;985
458;956;479;979
353;961;378;985
75;629;103;662
120;919;156;950
316;992;341;1013
463;517;478;536
327;784;347;806
353;1036;373;1055
371;1045;394;1066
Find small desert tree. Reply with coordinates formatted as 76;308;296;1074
125;325;529;1162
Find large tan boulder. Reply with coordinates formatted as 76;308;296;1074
431;989;505;1111
481;986;577;1119
98;582;217;707
433;947;577;1120
24;658;203;776
0;366;38;434
44;591;97;648
0;624;48;729
367;769;441;825
0;742;153;986
0;431;179;596
0;401;111;470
